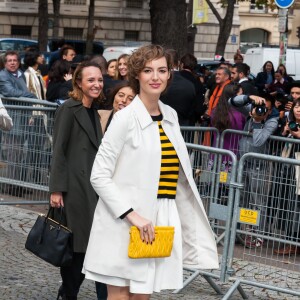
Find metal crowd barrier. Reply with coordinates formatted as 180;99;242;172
0;96;58;205
1;102;300;299
173;143;237;295
223;152;300;299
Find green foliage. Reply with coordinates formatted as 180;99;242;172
217;0;282;10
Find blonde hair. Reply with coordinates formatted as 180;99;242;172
116;54;129;80
69;61;105;104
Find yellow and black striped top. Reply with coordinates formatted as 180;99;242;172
152;115;179;199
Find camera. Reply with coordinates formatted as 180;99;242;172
288;121;300;132
251;101;268;116
275;92;292;111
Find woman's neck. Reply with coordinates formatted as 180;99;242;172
32;64;38;71
139;93;160;116
82;96;93;108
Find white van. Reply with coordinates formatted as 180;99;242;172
103;46;138;61
244;47;300;80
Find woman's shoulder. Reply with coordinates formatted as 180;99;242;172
98;109;113;118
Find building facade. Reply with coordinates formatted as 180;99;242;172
0;0;299;60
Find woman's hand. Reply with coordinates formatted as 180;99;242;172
282;122;290;136
125;211;155;244
50;192;64;208
64;74;72;81
290;129;300;139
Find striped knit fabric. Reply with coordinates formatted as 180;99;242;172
157;121;179;199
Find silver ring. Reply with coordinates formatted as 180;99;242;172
143;228;148;232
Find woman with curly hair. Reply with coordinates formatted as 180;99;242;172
83;45;218;300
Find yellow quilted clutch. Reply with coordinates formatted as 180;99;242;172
128;226;175;259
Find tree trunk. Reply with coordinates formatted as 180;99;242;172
86;0;95;56
186;0;197;54
52;0;61;39
149;0;188;57
206;0;236;57
38;0;48;51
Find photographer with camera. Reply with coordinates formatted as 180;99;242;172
230;93;278;247
276;81;300;115
229;93;278;155
271;97;300;255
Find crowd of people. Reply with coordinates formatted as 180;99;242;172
0;43;300;299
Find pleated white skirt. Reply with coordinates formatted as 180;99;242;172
84;198;183;294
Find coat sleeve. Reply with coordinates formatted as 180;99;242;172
252;117;278;147
49;104;74;193
0;98;13;131
90;110;133;219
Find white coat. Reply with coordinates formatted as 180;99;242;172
83;96;218;282
24;67;46;100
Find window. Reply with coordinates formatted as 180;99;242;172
63;28;83;40
7;0;34;2
124;30;139;41
64;0;86;4
250;0;265;11
126;0;143;8
11;25;32;38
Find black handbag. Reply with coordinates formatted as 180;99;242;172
25;207;73;267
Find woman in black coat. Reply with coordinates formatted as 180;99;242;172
49;61;106;299
255;60;275;95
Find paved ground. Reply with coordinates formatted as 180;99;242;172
1;204;300;300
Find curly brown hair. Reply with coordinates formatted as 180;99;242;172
69;61;105;104
127;45;173;94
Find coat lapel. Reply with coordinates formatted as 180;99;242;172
74;105;102;149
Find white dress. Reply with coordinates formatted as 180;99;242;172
84;198;183;294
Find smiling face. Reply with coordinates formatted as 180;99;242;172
77;66;103;102
137;57;170;99
118;57;128;78
113;86;135;112
215;68;229;85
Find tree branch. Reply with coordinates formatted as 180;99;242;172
205;0;223;24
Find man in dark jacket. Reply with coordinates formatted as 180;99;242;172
160;49;196;127
179;53;206;123
231;63;258;96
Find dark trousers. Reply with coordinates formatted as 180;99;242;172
60;252;107;299
60;252;85;297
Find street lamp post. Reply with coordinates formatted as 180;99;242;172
275;0;295;66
